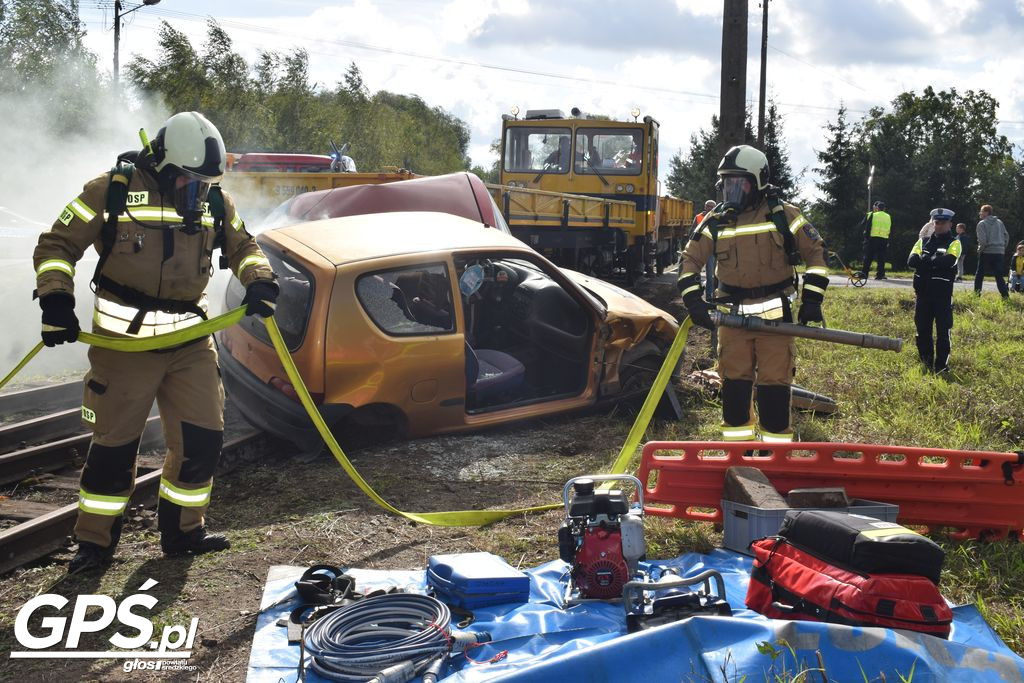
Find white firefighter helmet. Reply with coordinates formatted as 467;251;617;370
717;144;770;208
153;111;226;183
717;144;770;190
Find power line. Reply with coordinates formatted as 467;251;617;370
81;4;871;119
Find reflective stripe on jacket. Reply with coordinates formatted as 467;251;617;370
679;198;829;320
33;167;274;336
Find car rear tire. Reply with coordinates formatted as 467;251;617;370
619;355;676;418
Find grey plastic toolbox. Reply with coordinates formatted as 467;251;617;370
722;498;899;556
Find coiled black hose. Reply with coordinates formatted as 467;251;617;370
303;593;486;683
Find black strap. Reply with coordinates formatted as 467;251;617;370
91;162;135;292
764;186;800;267
716;277;794;302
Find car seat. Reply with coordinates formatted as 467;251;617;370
465;342;526;404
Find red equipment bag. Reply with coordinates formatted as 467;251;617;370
746;537;953;638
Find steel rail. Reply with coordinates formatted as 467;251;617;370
0;415;163;486
0;403;160;456
0;431;265;575
0;408;82;455
0;381;82;417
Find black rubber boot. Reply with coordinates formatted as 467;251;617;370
161;527;231;556
69;542;115;573
69;518;122;574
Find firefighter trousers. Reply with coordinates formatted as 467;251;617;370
914;294;953;371
717;325;796;442
75;337;225;548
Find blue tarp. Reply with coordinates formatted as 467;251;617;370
246;551;1024;682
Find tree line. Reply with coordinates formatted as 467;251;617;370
0;1;476;177
665;87;1024;271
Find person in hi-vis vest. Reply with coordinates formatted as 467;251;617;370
858;200;892;280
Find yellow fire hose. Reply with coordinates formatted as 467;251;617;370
0;308;691;526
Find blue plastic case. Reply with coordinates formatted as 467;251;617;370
426;552;531;608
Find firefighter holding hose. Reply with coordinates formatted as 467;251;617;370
676;145;829;444
33;112;279;573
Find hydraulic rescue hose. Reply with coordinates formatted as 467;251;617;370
302;593;489;683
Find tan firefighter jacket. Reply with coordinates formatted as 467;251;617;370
33;167;274;337
678;198;829;320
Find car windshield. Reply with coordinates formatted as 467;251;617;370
503;126;572;174
574;128;643;176
225;243;314;350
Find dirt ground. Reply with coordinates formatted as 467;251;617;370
0;277;718;682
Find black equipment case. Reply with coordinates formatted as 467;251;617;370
777;510;945;584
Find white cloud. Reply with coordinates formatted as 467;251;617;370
75;0;1024;205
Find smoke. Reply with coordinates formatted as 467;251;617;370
0;72;172;384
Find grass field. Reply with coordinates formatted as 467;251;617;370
652;287;1024;657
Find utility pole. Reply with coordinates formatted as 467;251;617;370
113;0;161;97
720;0;748;156
757;0;769;146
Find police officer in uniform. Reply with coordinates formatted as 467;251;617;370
33;112;279;572
908;208;961;373
857;200;893;280
677;145;829;443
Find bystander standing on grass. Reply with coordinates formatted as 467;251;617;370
975;203;1010;299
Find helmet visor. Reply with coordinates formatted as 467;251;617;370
173;177;212;218
720;175;751;207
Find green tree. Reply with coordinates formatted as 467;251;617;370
0;0;99;133
811;104;867;259
665;111;755;204
665;116;722;204
858;87;1013;264
125;19;472;174
126;21;208;112
761;100;798;198
342;61;368;101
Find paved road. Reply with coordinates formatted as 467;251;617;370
656;264;1003;294
827;273;1002;293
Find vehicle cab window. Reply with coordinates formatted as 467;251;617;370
502;127;572;174
574;129;643;175
356;263;455;336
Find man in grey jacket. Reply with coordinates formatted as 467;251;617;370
975;203;1009;298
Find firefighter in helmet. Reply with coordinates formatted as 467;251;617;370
33;112;279;572
676;145;829;443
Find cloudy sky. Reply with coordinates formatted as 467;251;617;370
76;0;1024;200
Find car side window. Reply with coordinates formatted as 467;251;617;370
356;263;455;336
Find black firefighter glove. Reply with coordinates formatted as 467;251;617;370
682;292;715;330
678;273;714;330
242;280;280;318
797;300;824;326
39;293;80;347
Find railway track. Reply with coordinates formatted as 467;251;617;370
0;381;268;575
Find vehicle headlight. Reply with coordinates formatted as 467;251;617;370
625;184;635;193
616;184;624;192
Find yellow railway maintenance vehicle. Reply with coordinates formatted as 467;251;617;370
495;108;692;283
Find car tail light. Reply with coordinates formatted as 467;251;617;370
269;376;323;404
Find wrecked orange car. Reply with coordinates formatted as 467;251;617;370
218;175;678;453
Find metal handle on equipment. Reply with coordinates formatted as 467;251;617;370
562;475;645;508
621;569;727;619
